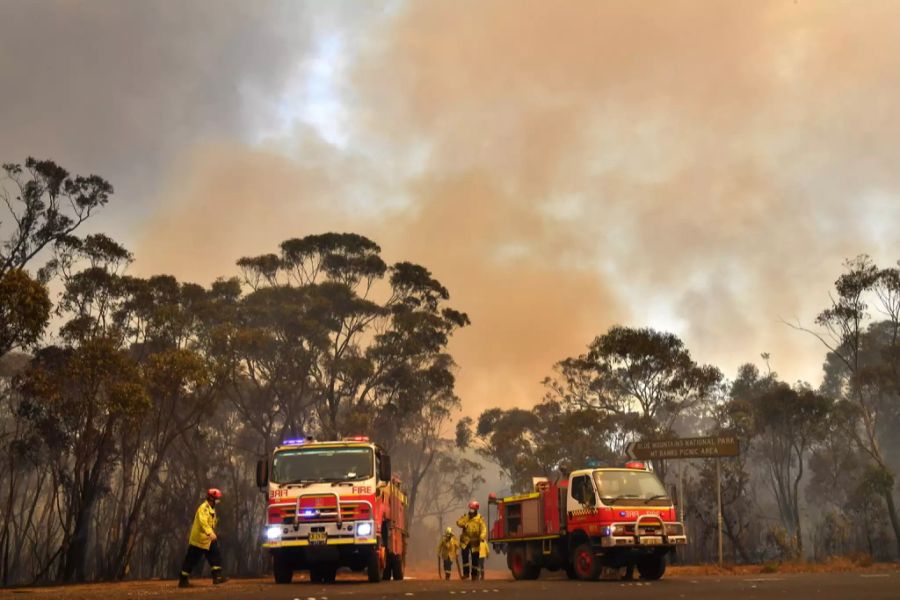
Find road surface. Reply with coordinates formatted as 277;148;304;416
1;571;897;600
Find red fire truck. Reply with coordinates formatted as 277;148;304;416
488;462;686;581
255;437;407;584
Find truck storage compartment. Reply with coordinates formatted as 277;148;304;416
502;496;542;537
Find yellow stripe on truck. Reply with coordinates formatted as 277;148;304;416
263;538;377;548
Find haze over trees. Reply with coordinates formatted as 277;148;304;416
0;158;472;584
460;259;900;564
2;158;899;585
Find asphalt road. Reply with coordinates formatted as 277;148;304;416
2;571;897;600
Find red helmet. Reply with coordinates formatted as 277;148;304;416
207;488;223;499
468;500;480;510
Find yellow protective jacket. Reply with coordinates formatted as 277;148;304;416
437;535;460;559
188;500;218;550
456;513;487;549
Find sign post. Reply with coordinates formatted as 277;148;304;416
716;458;723;567
625;435;740;567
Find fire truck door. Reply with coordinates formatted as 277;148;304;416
567;474;598;514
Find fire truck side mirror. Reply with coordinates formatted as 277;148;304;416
380;455;392;482
256;459;269;490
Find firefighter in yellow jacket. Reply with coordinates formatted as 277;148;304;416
456;500;487;580
178;488;227;588
437;527;460;580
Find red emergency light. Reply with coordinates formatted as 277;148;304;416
343;435;370;442
624;461;647;470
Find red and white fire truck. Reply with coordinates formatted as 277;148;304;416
488;462;686;581
255;437;407;584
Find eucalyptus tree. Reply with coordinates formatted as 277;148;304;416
234;234;469;442
0;158;111;357
792;256;900;556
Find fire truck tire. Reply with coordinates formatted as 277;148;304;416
367;548;383;583
637;554;666;580
565;563;578;580
311;564;338;584
323;565;338;583
273;554;293;584
389;553;404;580
571;543;600;581
508;545;540;580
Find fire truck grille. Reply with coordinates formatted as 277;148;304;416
271;503;369;524
621;525;662;535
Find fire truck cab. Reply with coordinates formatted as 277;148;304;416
488;462;686;581
256;437;407;584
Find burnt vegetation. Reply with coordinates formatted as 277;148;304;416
1;158;899;584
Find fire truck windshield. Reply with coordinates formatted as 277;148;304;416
272;447;374;484
593;470;669;505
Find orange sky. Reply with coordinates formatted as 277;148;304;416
3;1;900;416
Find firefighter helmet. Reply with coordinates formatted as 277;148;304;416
468;500;480;510
444;527;453;536
207;488;223;499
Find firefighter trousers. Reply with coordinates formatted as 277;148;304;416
461;546;480;578
180;541;222;577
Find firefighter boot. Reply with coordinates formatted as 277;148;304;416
178;574;190;588
212;571;229;585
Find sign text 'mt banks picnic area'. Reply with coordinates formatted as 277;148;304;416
626;435;741;460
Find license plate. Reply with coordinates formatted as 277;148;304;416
640;536;662;545
309;532;327;545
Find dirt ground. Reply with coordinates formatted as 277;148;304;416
2;561;898;597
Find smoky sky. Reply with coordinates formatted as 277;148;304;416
3;0;900;415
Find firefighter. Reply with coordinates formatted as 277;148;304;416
456;500;487;580
437;527;460;580
178;488;228;588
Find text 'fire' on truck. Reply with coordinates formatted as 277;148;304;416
255;437;407;584
487;462;686;581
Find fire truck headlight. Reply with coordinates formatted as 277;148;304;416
665;523;684;536
266;525;282;540
356;522;373;537
602;526;612;537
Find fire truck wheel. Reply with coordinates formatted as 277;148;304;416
507;545;540;580
571;543;600;581
367;548;383;583
322;565;338;583
390;553;405;580
637;554;666;580
273;554;293;584
565;563;578;580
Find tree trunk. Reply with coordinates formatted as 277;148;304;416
883;488;900;559
722;508;750;563
792;445;805;558
62;492;96;583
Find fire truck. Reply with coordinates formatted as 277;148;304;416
488;462;686;581
255;437;407;584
